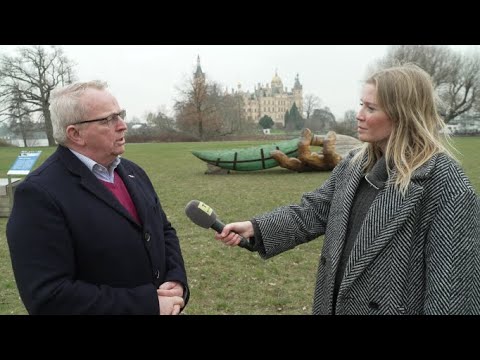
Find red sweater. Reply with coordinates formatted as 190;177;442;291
100;172;141;224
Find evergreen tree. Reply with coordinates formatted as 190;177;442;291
284;109;295;131
259;115;274;129
289;102;305;130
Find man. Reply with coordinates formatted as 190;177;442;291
7;80;188;315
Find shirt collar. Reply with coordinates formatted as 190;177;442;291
69;149;121;173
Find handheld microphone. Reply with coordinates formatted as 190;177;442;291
184;200;254;251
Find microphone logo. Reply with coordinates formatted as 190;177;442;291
197;201;213;216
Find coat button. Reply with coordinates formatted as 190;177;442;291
320;256;326;265
155;269;160;279
144;232;151;242
369;301;380;310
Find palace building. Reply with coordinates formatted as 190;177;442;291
194;56;303;127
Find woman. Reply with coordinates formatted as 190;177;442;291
215;64;479;315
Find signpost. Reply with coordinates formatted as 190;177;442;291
4;151;42;215
7;151;42;176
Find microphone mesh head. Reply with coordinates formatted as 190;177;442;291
185;200;217;228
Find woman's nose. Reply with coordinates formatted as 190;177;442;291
356;110;364;121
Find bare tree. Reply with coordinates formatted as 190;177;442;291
333;109;357;137
343;109;357;129
9;117;41;147
213;92;253;135
146;110;176;130
303;93;321;120
0;45;76;145
373;45;480;123
174;75;211;140
305;107;335;133
375;45;453;88
6;84;30;146
174;75;251;140
441;50;480;122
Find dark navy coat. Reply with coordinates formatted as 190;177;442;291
7;145;189;314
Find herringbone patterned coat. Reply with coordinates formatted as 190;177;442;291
253;151;479;315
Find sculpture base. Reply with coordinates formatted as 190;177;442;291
205;164;230;175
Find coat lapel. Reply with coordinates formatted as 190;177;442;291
58;146;141;226
329;157;365;275
116;163;148;225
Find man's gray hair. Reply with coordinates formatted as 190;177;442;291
50;80;108;145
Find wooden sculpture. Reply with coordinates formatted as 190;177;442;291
191;128;362;173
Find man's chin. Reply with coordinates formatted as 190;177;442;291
114;145;125;155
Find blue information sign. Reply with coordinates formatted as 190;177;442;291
7;151;42;175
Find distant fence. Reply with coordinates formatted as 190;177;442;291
0;138;49;147
452;132;480;137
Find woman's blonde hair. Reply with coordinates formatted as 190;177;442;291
354;63;456;195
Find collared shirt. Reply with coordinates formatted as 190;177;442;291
69;149;121;183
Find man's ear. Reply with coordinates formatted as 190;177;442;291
66;125;85;146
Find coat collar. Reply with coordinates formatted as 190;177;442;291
410;153;441;180
365;155;388;190
57;145;145;227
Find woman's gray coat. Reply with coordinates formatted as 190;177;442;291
253;151;479;315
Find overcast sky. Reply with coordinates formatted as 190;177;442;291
1;45;476;121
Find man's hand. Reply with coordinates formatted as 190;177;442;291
158;281;184;297
158;294;184;315
157;281;184;315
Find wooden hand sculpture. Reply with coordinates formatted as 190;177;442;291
191;128;360;173
270;128;343;172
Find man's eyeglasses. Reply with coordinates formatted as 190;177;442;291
73;109;126;126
